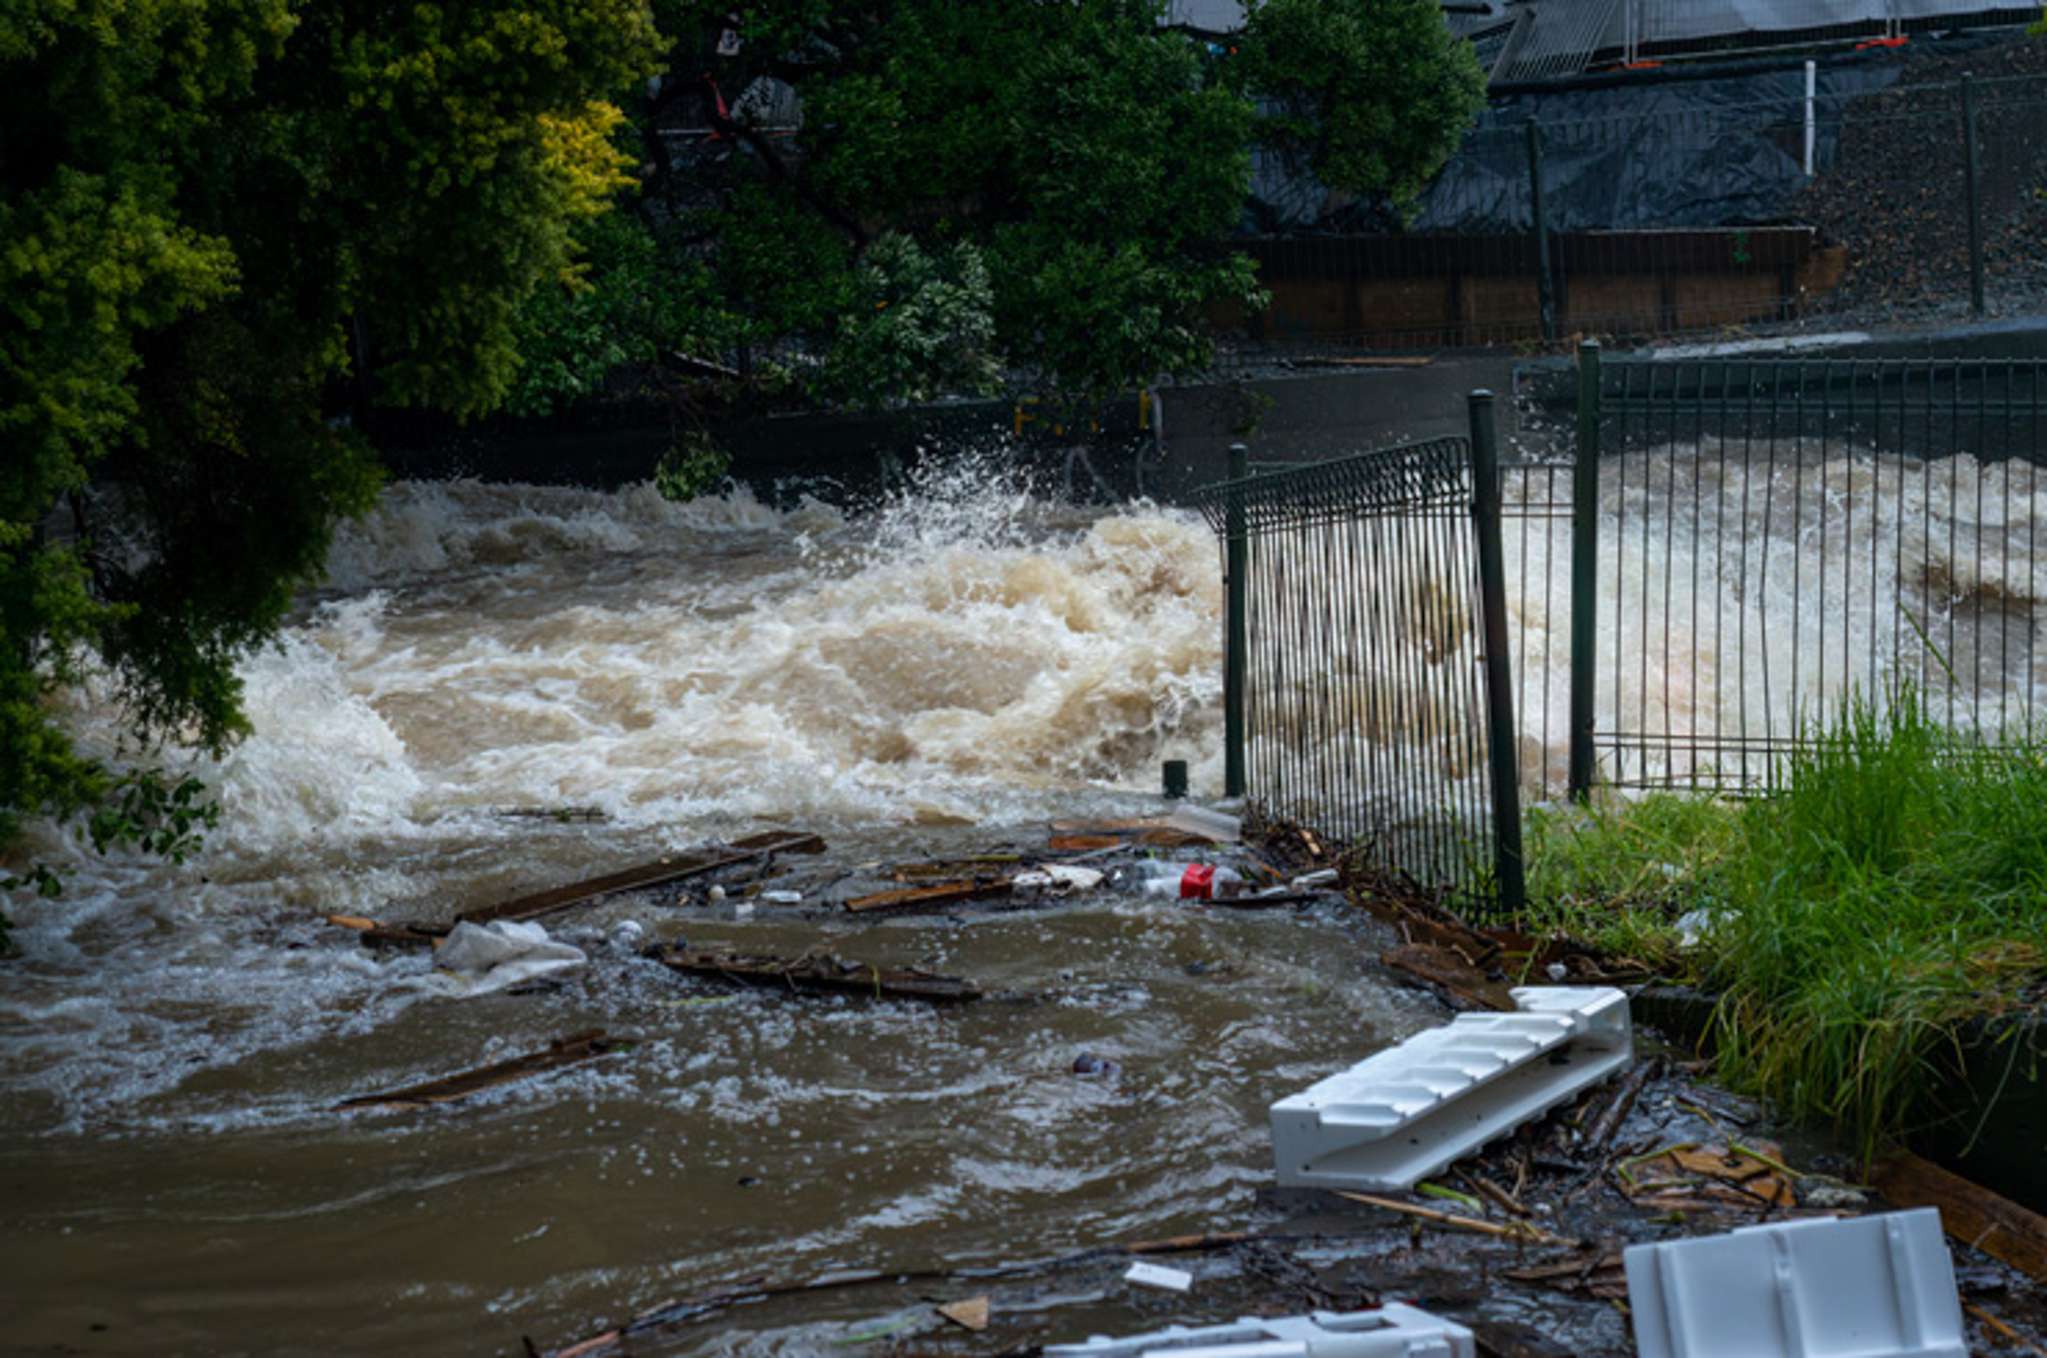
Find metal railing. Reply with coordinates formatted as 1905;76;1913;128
1195;402;1526;911
1517;343;2047;795
1200;348;2047;911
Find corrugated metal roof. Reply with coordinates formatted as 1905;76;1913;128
1493;0;1623;82
1171;0;2034;84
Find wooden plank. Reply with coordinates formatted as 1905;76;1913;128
1379;943;1516;1011
843;878;1012;915
325;914;444;949
335;1031;624;1109
458;831;824;926
1872;1150;2047;1283
650;947;982;1004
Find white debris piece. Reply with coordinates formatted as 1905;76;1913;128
1120;1260;1192;1292
758;890;803;904
1164;804;1241;843
1045;1304;1475;1357
431;920;585;997
1013;865;1105;893
1270;986;1632;1191
1289;867;1340;890
1625;1208;1966;1358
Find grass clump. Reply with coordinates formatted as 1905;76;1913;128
1526;690;2047;1160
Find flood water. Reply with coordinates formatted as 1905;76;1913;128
0;465;1453;1354
10;441;2045;1354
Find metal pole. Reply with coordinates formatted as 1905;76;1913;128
1963;73;1985;318
1568;340;1601;802
1224;441;1249;799
1468;392;1527;916
1526;121;1557;343
1803;60;1816;177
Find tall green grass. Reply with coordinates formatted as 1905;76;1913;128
1525;690;2047;1160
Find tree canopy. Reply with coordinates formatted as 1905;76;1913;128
1;0;661;888
513;0;1488;416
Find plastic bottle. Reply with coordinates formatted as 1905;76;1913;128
1118;861;1246;900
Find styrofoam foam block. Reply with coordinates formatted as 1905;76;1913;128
1121;1260;1191;1292
1271;986;1631;1190
1044;1304;1475;1358
1625;1208;1966;1358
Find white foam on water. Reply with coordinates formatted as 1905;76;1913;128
2;460;1226;1131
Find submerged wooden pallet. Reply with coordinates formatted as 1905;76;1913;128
647;945;982;1004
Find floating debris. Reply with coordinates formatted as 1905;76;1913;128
645;945;983;1004
335;1031;626;1110
458;830;825;926
842;877;1013;915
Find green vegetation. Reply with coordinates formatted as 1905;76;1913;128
1525;693;2047;1159
2;0;661;884
513;0;1488;419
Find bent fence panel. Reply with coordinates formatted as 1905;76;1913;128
1195;435;1521;908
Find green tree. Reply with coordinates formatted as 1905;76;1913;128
1;0;661;902
517;0;1485;419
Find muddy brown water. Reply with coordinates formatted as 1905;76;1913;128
1;834;1457;1355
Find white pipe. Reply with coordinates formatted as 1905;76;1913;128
1804;60;1817;178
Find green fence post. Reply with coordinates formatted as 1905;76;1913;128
1224;441;1249;800
1568;339;1601;802
1526;121;1557;343
1468;392;1527;915
1963;72;1985;319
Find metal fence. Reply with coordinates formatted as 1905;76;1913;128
1514;345;2047;795
1225;63;2047;359
1198;351;2047;909
1194;403;1526;910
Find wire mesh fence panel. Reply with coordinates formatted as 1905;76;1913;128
1580;356;2047;792
1193;439;1505;901
1972;79;2047;315
1500;459;1579;801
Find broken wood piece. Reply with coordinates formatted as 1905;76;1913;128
325;914;445;948
458;831;824;926
936;1297;990;1331
1966;1302;2047;1357
1584;1054;1660;1151
1122;1230;1256;1254
891;856;1020;879
843;877;1012;915
335;1031;624;1109
1048;834;1124;852
648;945;982;1004
1334;1190;1567;1245
1379;943;1515;1011
1873;1150;2047;1284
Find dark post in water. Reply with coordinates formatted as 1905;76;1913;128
1568;339;1601;801
1469;392;1527;915
1224;441;1249;799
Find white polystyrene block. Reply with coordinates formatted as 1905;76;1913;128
1624;1208;1966;1358
1044;1305;1474;1358
1270;986;1631;1190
